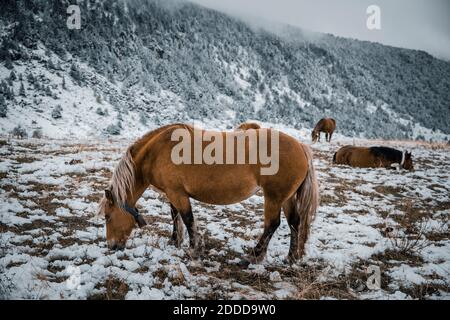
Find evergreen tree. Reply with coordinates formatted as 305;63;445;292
27;72;34;84
51;105;63;119
48;59;56;70
139;112;148;126
8;86;14;100
96;107;105;116
5;56;13;70
9;71;16;81
106;123;121;135
11;125;28;139
0;95;7;118
70;63;82;84
32;129;43;139
19;82;26;96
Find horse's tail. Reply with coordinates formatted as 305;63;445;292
295;145;320;258
332;152;337;163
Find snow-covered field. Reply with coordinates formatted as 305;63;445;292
0;130;449;300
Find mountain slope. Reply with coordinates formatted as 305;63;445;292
1;0;449;140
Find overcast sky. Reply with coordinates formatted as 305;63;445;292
190;0;450;60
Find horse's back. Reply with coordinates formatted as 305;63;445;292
369;146;401;162
236;122;261;131
316;118;336;132
323;118;336;131
147;126;309;205
335;145;373;167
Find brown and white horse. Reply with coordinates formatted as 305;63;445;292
98;123;319;264
312;118;336;143
333;145;414;170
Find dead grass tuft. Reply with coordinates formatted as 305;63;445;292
399;282;449;299
90;276;129;300
289;265;358;300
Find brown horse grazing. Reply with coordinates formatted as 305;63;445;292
312;118;336;143
98;123;319;264
236;122;261;130
333;146;414;170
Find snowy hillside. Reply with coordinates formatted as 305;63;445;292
1;0;450;140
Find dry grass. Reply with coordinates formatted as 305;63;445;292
377;200;432;256
371;249;424;267
89;276;129;300
288;265;358;300
399;283;449;299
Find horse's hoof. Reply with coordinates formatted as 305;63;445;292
284;257;297;265
169;238;183;248
286;253;300;265
238;259;251;268
188;247;203;259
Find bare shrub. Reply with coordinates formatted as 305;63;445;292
386;219;430;255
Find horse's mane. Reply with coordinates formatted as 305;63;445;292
110;148;135;206
97;148;135;216
369;146;402;163
99;123;193;215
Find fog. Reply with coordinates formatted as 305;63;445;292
190;0;450;60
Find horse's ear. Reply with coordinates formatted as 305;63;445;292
104;189;114;205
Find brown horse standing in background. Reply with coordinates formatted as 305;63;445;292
312;118;336;143
333;146;414;170
236;122;261;130
98;123;319;265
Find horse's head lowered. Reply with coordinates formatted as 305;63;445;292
99;189;147;250
98;149;147;250
401;151;414;171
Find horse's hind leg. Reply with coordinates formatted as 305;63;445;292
170;204;184;248
245;198;282;264
283;197;300;262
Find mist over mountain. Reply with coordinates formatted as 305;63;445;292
1;0;449;140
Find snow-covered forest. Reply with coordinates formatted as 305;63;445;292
1;0;449;140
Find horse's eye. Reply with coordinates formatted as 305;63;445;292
105;215;111;223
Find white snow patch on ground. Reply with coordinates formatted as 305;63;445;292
0;128;449;299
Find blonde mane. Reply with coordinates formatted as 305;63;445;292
97;123;190;216
110;148;136;206
97;148;135;216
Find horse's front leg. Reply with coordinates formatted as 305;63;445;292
241;199;281;266
167;193;202;257
169;204;184;248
